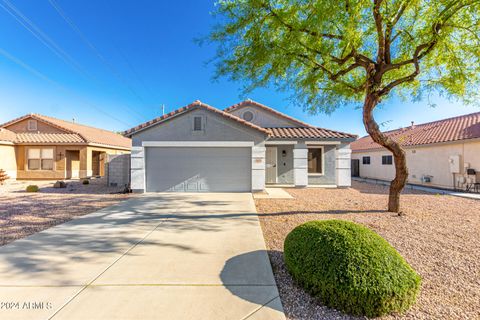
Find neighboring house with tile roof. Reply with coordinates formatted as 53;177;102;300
0;114;131;180
350;112;480;190
124;100;356;193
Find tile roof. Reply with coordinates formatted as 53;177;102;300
1;114;131;149
15;133;85;144
224;99;314;128
268;127;357;140
351;111;480;152
0;128;16;143
124;100;271;136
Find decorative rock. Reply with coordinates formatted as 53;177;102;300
53;180;67;188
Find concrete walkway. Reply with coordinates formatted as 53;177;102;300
0;193;285;320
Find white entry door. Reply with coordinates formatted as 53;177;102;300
265;147;277;184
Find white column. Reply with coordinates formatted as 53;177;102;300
130;146;146;193
336;144;352;187
251;146;266;192
293;143;308;187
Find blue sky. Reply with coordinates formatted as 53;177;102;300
0;1;478;136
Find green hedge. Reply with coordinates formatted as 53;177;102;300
284;220;421;317
25;185;39;192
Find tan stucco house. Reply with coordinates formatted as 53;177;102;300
0;114;131;180
351;112;480;191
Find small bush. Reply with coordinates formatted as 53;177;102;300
284;220;421;317
25;185;39;192
82;179;90;185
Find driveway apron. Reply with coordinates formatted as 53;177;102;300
0;193;285;320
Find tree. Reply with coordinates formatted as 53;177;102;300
206;0;480;212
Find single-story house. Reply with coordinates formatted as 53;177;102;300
124;100;357;193
0;114;131;180
351;112;480;190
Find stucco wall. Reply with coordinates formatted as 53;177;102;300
0;143;17;180
276;145;294;184
228;104;298;128
6;118;66;134
308;145;337;185
131;109;266;146
15;145;129;180
352;140;480;189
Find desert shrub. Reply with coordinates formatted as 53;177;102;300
82;179;90;185
284;220;421;317
25;185;39;192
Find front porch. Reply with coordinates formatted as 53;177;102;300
260;140;352;189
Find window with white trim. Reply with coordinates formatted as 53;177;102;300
27;120;37;131
362;156;371;165
28;148;54;170
308;148;323;174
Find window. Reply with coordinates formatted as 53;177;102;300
193;116;203;131
27;120;37;131
382;155;393;165
28;148;54;170
308;148;323;174
242;111;254;122
362;156;371;165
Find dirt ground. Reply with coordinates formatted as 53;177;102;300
0;178;132;246
255;181;480;320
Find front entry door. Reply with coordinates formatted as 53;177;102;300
265;147;277;184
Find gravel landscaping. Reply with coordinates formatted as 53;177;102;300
255;181;480;320
0;178;132;246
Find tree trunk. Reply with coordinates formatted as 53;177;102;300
362;93;408;213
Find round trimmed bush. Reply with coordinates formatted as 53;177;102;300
284;220;421;317
25;185;39;192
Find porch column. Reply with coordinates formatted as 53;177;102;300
251;145;266;192
336;144;352;187
131;146;145;193
293;143;308;187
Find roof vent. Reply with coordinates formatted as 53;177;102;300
411;121;415;129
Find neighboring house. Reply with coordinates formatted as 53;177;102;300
0;114;131;180
124;100;356;193
351;112;480;190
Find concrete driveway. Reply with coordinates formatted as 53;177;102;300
0;193;285;320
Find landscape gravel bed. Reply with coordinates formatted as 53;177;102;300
255;181;480;320
0;178;132;246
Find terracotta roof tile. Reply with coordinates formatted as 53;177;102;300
15;133;85;144
0;128;16;143
268;127;357;140
351;112;480;151
1;114;131;149
224;100;313;128
124;100;270;136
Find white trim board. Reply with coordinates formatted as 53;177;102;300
265;140;298;145
306;141;341;145
142;141;255;147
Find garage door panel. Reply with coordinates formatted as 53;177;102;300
145;147;251;192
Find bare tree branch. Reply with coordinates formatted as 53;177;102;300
264;4;343;40
373;0;385;63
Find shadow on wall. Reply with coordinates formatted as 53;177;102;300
220;250;283;313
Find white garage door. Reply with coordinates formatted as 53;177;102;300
145;147;251;192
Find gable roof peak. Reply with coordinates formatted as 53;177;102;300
224;100;313;128
124;100;270;136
